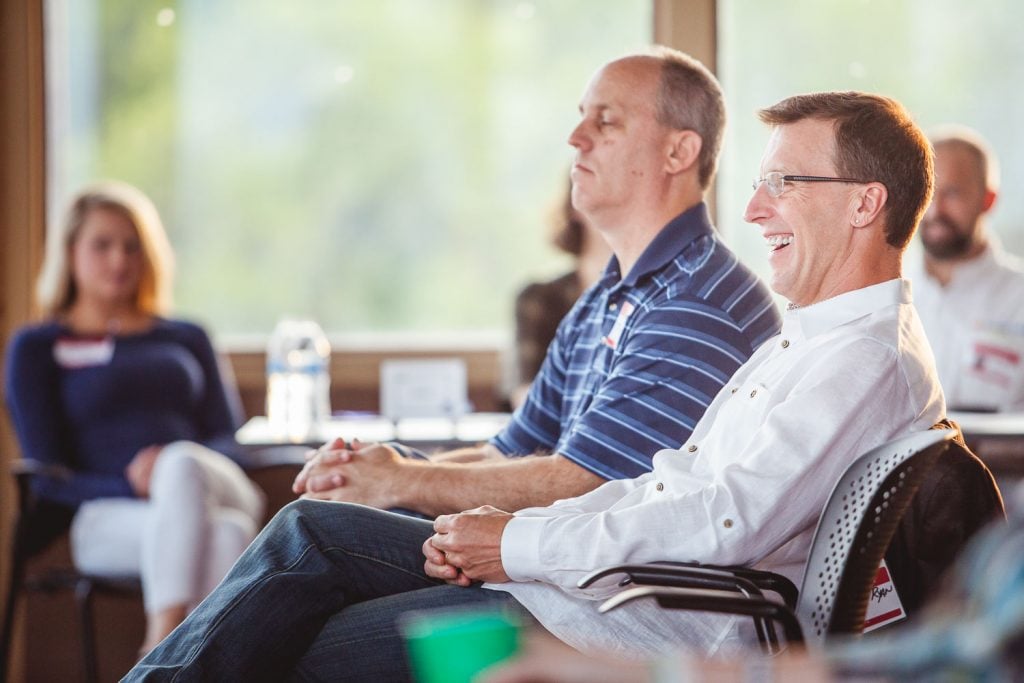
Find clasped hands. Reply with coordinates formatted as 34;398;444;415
422;505;513;585
292;437;403;508
294;438;513;585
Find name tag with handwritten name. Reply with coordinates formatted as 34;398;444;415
53;336;115;369
862;558;906;632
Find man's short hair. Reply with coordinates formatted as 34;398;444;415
929;124;1000;193
758;92;933;250
649;46;726;190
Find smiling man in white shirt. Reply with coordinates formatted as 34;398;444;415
127;82;944;681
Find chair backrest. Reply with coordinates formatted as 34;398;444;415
795;428;956;646
884;420;1005;615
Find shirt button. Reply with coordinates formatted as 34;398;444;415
749;389;757;398
781;339;790;349
655;482;664;491
687;444;698;453
608;302;618;311
723;519;734;529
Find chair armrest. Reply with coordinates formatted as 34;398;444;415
668;562;799;609
10;460;74;511
10;459;74;482
600;585;804;645
578;561;799;609
578;562;765;598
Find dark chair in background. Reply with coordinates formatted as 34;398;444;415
2;453;298;682
579;428;958;653
2;459;142;683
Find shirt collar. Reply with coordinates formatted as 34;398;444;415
601;203;715;288
784;278;911;340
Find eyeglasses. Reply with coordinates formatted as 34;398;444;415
752;172;872;198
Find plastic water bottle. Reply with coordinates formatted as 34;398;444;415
265;319;331;441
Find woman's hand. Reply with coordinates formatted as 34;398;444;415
125;445;163;497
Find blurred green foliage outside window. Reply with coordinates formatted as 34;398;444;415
46;0;651;336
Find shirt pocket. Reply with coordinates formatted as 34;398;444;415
699;379;775;467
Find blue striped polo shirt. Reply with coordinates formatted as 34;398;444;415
491;202;781;480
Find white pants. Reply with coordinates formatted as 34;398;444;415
70;441;266;614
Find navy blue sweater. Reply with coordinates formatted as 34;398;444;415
4;318;243;508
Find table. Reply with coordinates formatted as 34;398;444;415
236;413;513;468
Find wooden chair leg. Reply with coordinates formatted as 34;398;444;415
74;577;99;683
1;555;23;682
2;500;32;681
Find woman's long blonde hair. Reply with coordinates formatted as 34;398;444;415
36;181;175;317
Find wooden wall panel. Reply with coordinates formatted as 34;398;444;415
1;0;47;679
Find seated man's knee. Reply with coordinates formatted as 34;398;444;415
270;499;357;536
269;500;409;548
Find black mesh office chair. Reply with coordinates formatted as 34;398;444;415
883;418;1005;616
578;428;958;653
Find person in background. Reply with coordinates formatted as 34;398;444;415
511;179;612;408
3;181;265;655
289;46;781;520
908;125;1024;412
125;80;940;681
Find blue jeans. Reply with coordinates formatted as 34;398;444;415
125;500;517;682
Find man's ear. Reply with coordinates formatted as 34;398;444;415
665;130;702;175
982;188;997;213
851;182;888;228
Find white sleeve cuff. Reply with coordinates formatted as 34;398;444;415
501;515;549;582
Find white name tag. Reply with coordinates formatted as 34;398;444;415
54;336;115;368
968;337;1021;389
602;301;635;349
862;558;906;632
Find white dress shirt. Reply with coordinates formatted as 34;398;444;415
908;240;1024;411
485;279;945;659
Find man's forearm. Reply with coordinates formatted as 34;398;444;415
429;444;503;464
392;454;605;517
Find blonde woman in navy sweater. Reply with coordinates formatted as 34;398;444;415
4;181;264;654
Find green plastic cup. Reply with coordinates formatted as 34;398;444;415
400;607;521;683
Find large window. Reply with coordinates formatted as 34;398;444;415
717;0;1024;289
46;0;651;337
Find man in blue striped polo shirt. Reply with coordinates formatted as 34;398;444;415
292;48;780;517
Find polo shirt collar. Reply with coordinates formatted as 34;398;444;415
601;202;714;288
785;278;911;340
